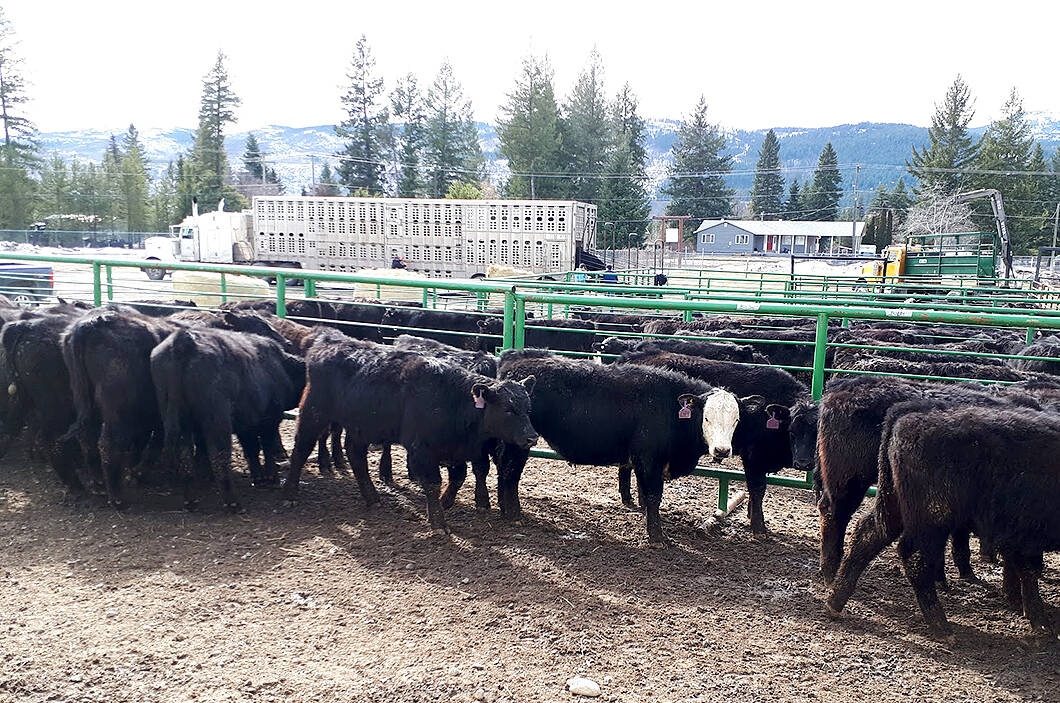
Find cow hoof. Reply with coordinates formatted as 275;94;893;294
475;504;490;513
430;526;451;537
823;599;844;619
440;495;456;510
275;460;291;471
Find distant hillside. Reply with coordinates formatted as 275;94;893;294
38;115;1060;212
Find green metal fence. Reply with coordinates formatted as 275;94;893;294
4;252;1060;519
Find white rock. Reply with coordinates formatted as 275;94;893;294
566;677;601;697
473;689;485;701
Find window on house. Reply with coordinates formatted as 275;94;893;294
734;234;750;245
702;233;716;244
795;236;806;245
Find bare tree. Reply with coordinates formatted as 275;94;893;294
900;184;974;241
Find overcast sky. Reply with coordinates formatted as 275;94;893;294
5;0;1058;133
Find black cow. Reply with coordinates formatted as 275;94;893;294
383;307;490;349
282;330;537;532
477;317;597;354
615;349;809;532
150;327;306;510
835;355;1030;382
1010;335;1060;375
813;376;1038;584
496;349;745;543
592;337;758;364
123;300;198;316
1;310;88;491
827;404;1060;639
222;298;339;322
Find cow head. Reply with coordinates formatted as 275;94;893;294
591;336;628;360
679;388;741;462
787;399;818;471
472;375;538;449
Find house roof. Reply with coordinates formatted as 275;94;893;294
694;219;865;238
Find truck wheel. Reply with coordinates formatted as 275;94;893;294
145;268;166;281
10;292;35;307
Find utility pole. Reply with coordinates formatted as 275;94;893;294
851;164;861;253
1052;201;1060;271
310;155;317;192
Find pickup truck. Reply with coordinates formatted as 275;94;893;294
0;262;55;305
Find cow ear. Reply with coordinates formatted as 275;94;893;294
518;375;536;396
740;395;767;414
591;341;605;351
471;383;493;407
476;319;489;331
678;392;703;408
765;403;791;422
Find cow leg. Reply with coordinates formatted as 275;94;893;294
441;462;466;510
618;464;635;508
344;435;380;506
494;442;529;519
182;440;207;510
950;529;975;581
633;456;666;545
898;534;951;638
1008;551;1053;636
236;431;265;485
330;424;347;474
316;434;333;476
409;450;446;533
46;435;85;494
1001;558;1023;611
745;467;769;535
73;414;104;492
259;426;284;486
99;423;134;509
826;506;902;614
471;451;491;511
819;482;870;584
282;407;328;501
204;428;240;512
378;444;393;484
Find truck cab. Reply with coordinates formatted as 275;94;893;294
141;205;254;279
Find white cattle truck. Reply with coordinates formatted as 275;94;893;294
143;195;600;280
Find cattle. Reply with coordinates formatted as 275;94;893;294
614;349;809;532
813;376;1039;584
282;329;537;533
827;404;1060;639
592;337;759;364
686;327;817;370
496;349;746;544
1;309;88;491
477;317;598;354
834;355;1030;382
831;342;1007;369
123;300;198;316
222;298;339;322
150;327;306;510
62;309;188;507
328;299;391;342
383;307;491;349
570;311;655;333
387;334;499;505
1010;335;1060;375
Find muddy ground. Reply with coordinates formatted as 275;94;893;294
1;424;1057;703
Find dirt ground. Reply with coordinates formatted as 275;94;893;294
1;423;1058;703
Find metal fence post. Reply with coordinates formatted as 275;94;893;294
682;294;693;322
1027;327;1036;345
502;292;515;350
514;298;527;349
304;277;316;299
276;274;287;318
92;262;102;307
105;264;113;301
811;312;829;400
220;272;228;305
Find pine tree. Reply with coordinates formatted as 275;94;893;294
750;130;785;219
783;180;802;220
101;136;126;230
806;143;842;221
559;49;610;203
422;61;484;197
976;89;1038;251
907;76;979;196
37;154;70;226
0;7;37;228
390;74;427;198
121;124;150;231
598;83;650;246
174;155;196;221
335;35;388;194
71;161;106;229
150;161;179;231
242;132;265;180
497;53;564;199
188;50;243;214
313;161;341;196
661;96;734;237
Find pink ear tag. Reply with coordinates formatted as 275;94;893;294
474;394;486;409
766;413;780;430
678;401;692;419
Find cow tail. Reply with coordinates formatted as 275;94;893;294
59;320;97;443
